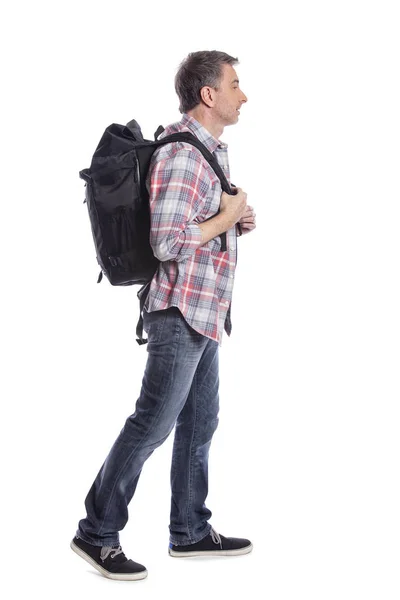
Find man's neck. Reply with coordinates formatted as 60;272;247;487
186;108;224;141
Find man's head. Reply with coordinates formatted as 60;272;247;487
175;50;248;131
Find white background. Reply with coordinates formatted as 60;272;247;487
1;1;399;598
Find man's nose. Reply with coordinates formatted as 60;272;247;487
241;92;248;104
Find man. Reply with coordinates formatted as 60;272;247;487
71;50;256;581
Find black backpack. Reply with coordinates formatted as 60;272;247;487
79;119;236;345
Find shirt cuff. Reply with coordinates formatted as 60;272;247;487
181;222;204;250
156;222;204;262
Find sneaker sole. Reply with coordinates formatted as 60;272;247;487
70;540;148;581
168;543;253;558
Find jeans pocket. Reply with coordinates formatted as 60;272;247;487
143;308;169;343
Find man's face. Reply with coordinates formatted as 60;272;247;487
212;64;248;126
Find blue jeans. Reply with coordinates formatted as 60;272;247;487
76;306;220;547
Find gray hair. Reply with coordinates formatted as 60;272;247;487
174;50;239;114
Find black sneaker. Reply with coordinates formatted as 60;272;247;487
70;536;148;581
168;526;253;557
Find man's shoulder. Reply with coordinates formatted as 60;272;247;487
152;140;196;162
150;122;216;179
153;121;196;159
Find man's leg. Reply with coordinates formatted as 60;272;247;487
76;307;210;547
169;335;220;546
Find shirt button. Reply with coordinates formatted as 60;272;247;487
225;300;229;306
230;246;235;251
230;275;234;279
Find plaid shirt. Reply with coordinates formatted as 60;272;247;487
144;113;238;345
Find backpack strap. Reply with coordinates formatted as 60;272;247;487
152;132;233;193
154;125;165;140
231;182;242;236
135;281;152;345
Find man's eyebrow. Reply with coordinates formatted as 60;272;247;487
231;79;239;84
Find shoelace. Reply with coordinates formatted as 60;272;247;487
210;527;223;548
100;545;124;562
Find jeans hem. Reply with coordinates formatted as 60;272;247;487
76;530;120;548
169;524;212;547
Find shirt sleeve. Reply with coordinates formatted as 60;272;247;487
148;147;212;263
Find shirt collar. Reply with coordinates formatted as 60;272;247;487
180;113;228;153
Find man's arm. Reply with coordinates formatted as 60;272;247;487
148;148;213;262
197;213;232;244
148;147;248;259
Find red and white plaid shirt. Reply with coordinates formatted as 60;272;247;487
144;113;238;345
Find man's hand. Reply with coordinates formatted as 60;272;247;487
238;205;256;235
219;187;248;229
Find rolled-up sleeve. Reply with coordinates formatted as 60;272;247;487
148;148;211;263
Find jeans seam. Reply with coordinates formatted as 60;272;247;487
186;370;198;543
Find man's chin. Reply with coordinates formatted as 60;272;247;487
225;114;239;126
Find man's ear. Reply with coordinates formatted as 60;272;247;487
200;85;216;108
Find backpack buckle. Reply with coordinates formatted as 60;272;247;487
109;256;122;267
